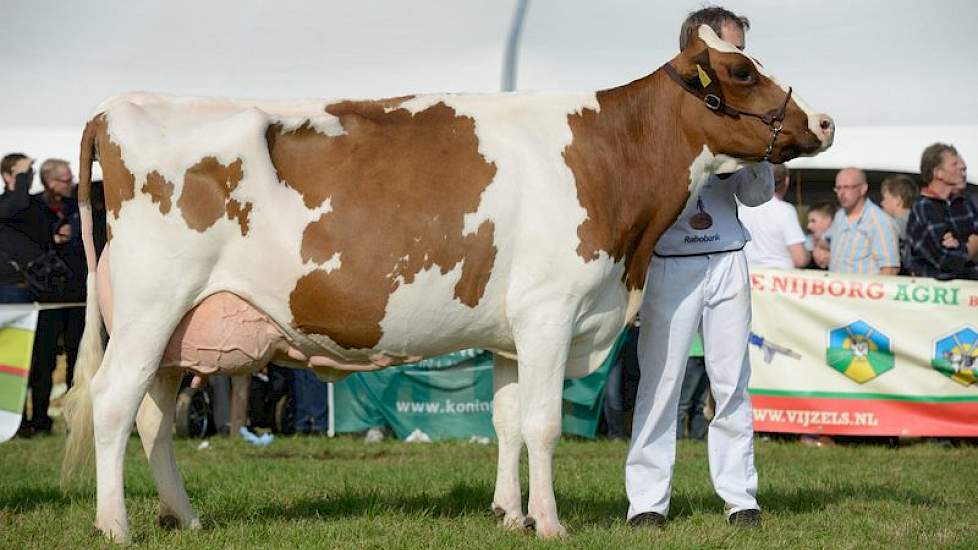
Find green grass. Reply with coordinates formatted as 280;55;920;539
0;433;975;548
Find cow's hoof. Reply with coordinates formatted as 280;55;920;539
92;522;129;544
530;517;567;539
158;514;180;530
492;504;526;531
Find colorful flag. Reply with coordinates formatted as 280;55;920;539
0;305;38;442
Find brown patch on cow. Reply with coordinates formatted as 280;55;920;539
566;37;819;291
226;199;253;236
141;170;174;215
564;73;703;291
265;95;415;210
269;99;496;349
176;157;245;233
91;115;136;219
454;220;497;307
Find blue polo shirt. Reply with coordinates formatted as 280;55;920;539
826;199;900;274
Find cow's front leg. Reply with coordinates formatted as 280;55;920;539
491;354;524;530
513;316;571;539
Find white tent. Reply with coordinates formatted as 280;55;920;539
788;125;977;179
1;0;975;188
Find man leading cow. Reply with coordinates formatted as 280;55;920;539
626;6;793;529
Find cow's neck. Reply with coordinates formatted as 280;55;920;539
566;69;704;290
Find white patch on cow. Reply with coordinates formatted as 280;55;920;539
267;115;346;136
685;145;752;211
313;252;342;273
697;25;740;54
696;25;825;141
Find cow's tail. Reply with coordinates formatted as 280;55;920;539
62;118;104;484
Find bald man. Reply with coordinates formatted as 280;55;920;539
820;168;900;275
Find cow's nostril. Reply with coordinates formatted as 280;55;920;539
820;117;834;131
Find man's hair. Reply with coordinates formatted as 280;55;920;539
836;167;868;187
880;174;919;209
809;201;836;219
679;5;750;50
920;143;958;184
1;153;28;176
39;158;70;186
772;164;790;194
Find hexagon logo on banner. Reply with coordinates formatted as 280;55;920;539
826;320;894;383
932;326;978;387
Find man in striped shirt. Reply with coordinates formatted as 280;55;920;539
821;168;900;275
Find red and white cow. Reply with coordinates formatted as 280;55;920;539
63;25;833;542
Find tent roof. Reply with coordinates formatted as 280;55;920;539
789;125;977;185
1;1;975;187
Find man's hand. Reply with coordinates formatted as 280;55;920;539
54;223;72;244
942;231;960;249
11;157;33;177
967;234;978;261
812;245;831;269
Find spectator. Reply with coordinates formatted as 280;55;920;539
18;159;89;436
905;143;977;280
602;326;629;440
740;163;810;269
676;332;708;440
806;202;836;269
819;168;900;275
626;6;767;530
880;174;919;242
620;320;642;428
1;154;67;437
211;374;251;437
293;369;328;435
1;154;49;304
33;159;87;388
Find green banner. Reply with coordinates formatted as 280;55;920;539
333;334;626;440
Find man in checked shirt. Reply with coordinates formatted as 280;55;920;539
905;143;977;280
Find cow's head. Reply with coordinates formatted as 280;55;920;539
665;25;834;167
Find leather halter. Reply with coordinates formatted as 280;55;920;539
661;50;793;162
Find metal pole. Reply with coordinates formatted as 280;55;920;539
501;0;530;92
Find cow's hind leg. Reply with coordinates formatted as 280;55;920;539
135;372;201;531
513;315;570;538
90;324;172;542
491;354;525;530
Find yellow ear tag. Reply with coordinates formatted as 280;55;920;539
696;64;712;88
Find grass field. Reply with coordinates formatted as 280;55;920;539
1;432;975;549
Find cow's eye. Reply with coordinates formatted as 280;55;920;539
731;65;754;83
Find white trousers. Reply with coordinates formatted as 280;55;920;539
625;251;758;519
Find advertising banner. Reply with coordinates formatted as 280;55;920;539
333;334;623;441
0;305;38;443
748;268;978;436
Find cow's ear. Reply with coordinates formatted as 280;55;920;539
672;47;708;85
